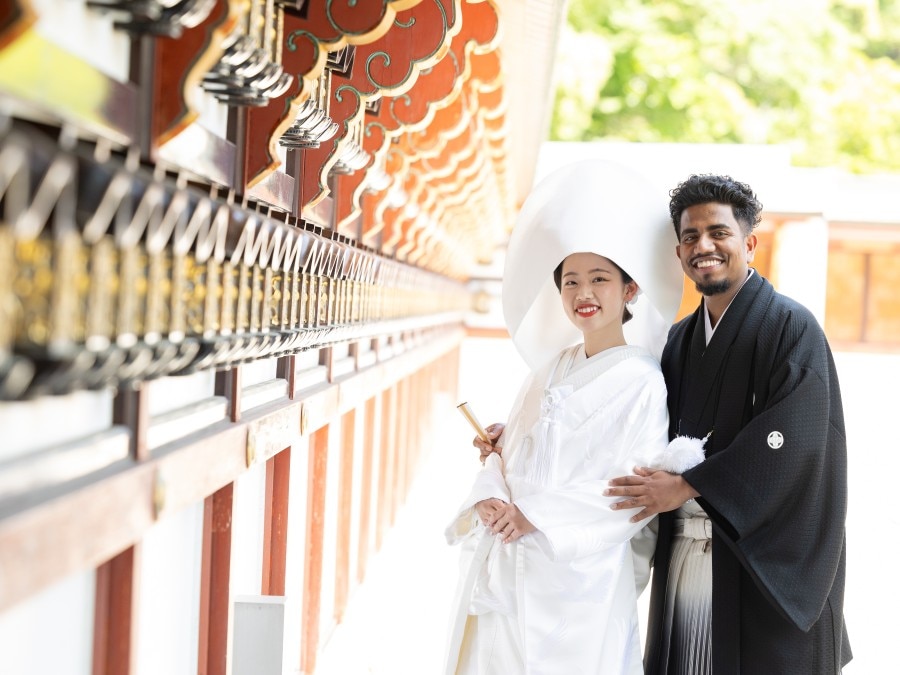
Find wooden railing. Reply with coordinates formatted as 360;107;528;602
1;327;462;674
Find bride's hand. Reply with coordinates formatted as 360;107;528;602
487;503;536;544
474;423;505;463
475;498;507;526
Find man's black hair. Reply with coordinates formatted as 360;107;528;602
669;174;763;237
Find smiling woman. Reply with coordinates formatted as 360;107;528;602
556;253;637;357
442;159;684;674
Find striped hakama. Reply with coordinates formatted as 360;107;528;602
662;500;712;675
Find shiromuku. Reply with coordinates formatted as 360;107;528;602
443;160;696;675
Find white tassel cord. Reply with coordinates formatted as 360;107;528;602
526;416;559;486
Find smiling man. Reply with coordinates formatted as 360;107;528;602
604;174;852;674
677;201;757;317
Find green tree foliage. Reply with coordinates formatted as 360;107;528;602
552;0;900;173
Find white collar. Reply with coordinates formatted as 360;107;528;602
704;269;755;345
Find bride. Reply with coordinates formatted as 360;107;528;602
443;160;698;675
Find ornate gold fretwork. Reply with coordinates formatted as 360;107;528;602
0;121;469;399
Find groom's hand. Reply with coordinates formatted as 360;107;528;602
604;467;700;522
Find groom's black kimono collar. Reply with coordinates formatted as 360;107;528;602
666;271;773;452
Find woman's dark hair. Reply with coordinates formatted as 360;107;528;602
668;174;763;237
553;257;635;324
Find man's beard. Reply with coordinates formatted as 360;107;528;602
694;278;732;296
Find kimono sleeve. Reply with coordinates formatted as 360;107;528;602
444;451;511;546
444;366;540;546
682;318;847;631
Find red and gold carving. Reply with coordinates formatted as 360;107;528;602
243;0;424;188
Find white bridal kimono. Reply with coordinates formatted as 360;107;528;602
445;344;670;675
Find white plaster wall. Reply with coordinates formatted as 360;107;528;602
134;502;204;675
348;409;366;594
229;461;268;673
230;462;267;596
0;389;114;460
281;437;310;674
359;395;384;577
240;358;279;389
0;568;95;675
146;370;217;418
318;424;342;644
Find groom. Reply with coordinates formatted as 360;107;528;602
602;173;850;673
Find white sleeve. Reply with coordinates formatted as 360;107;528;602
444;453;510;545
